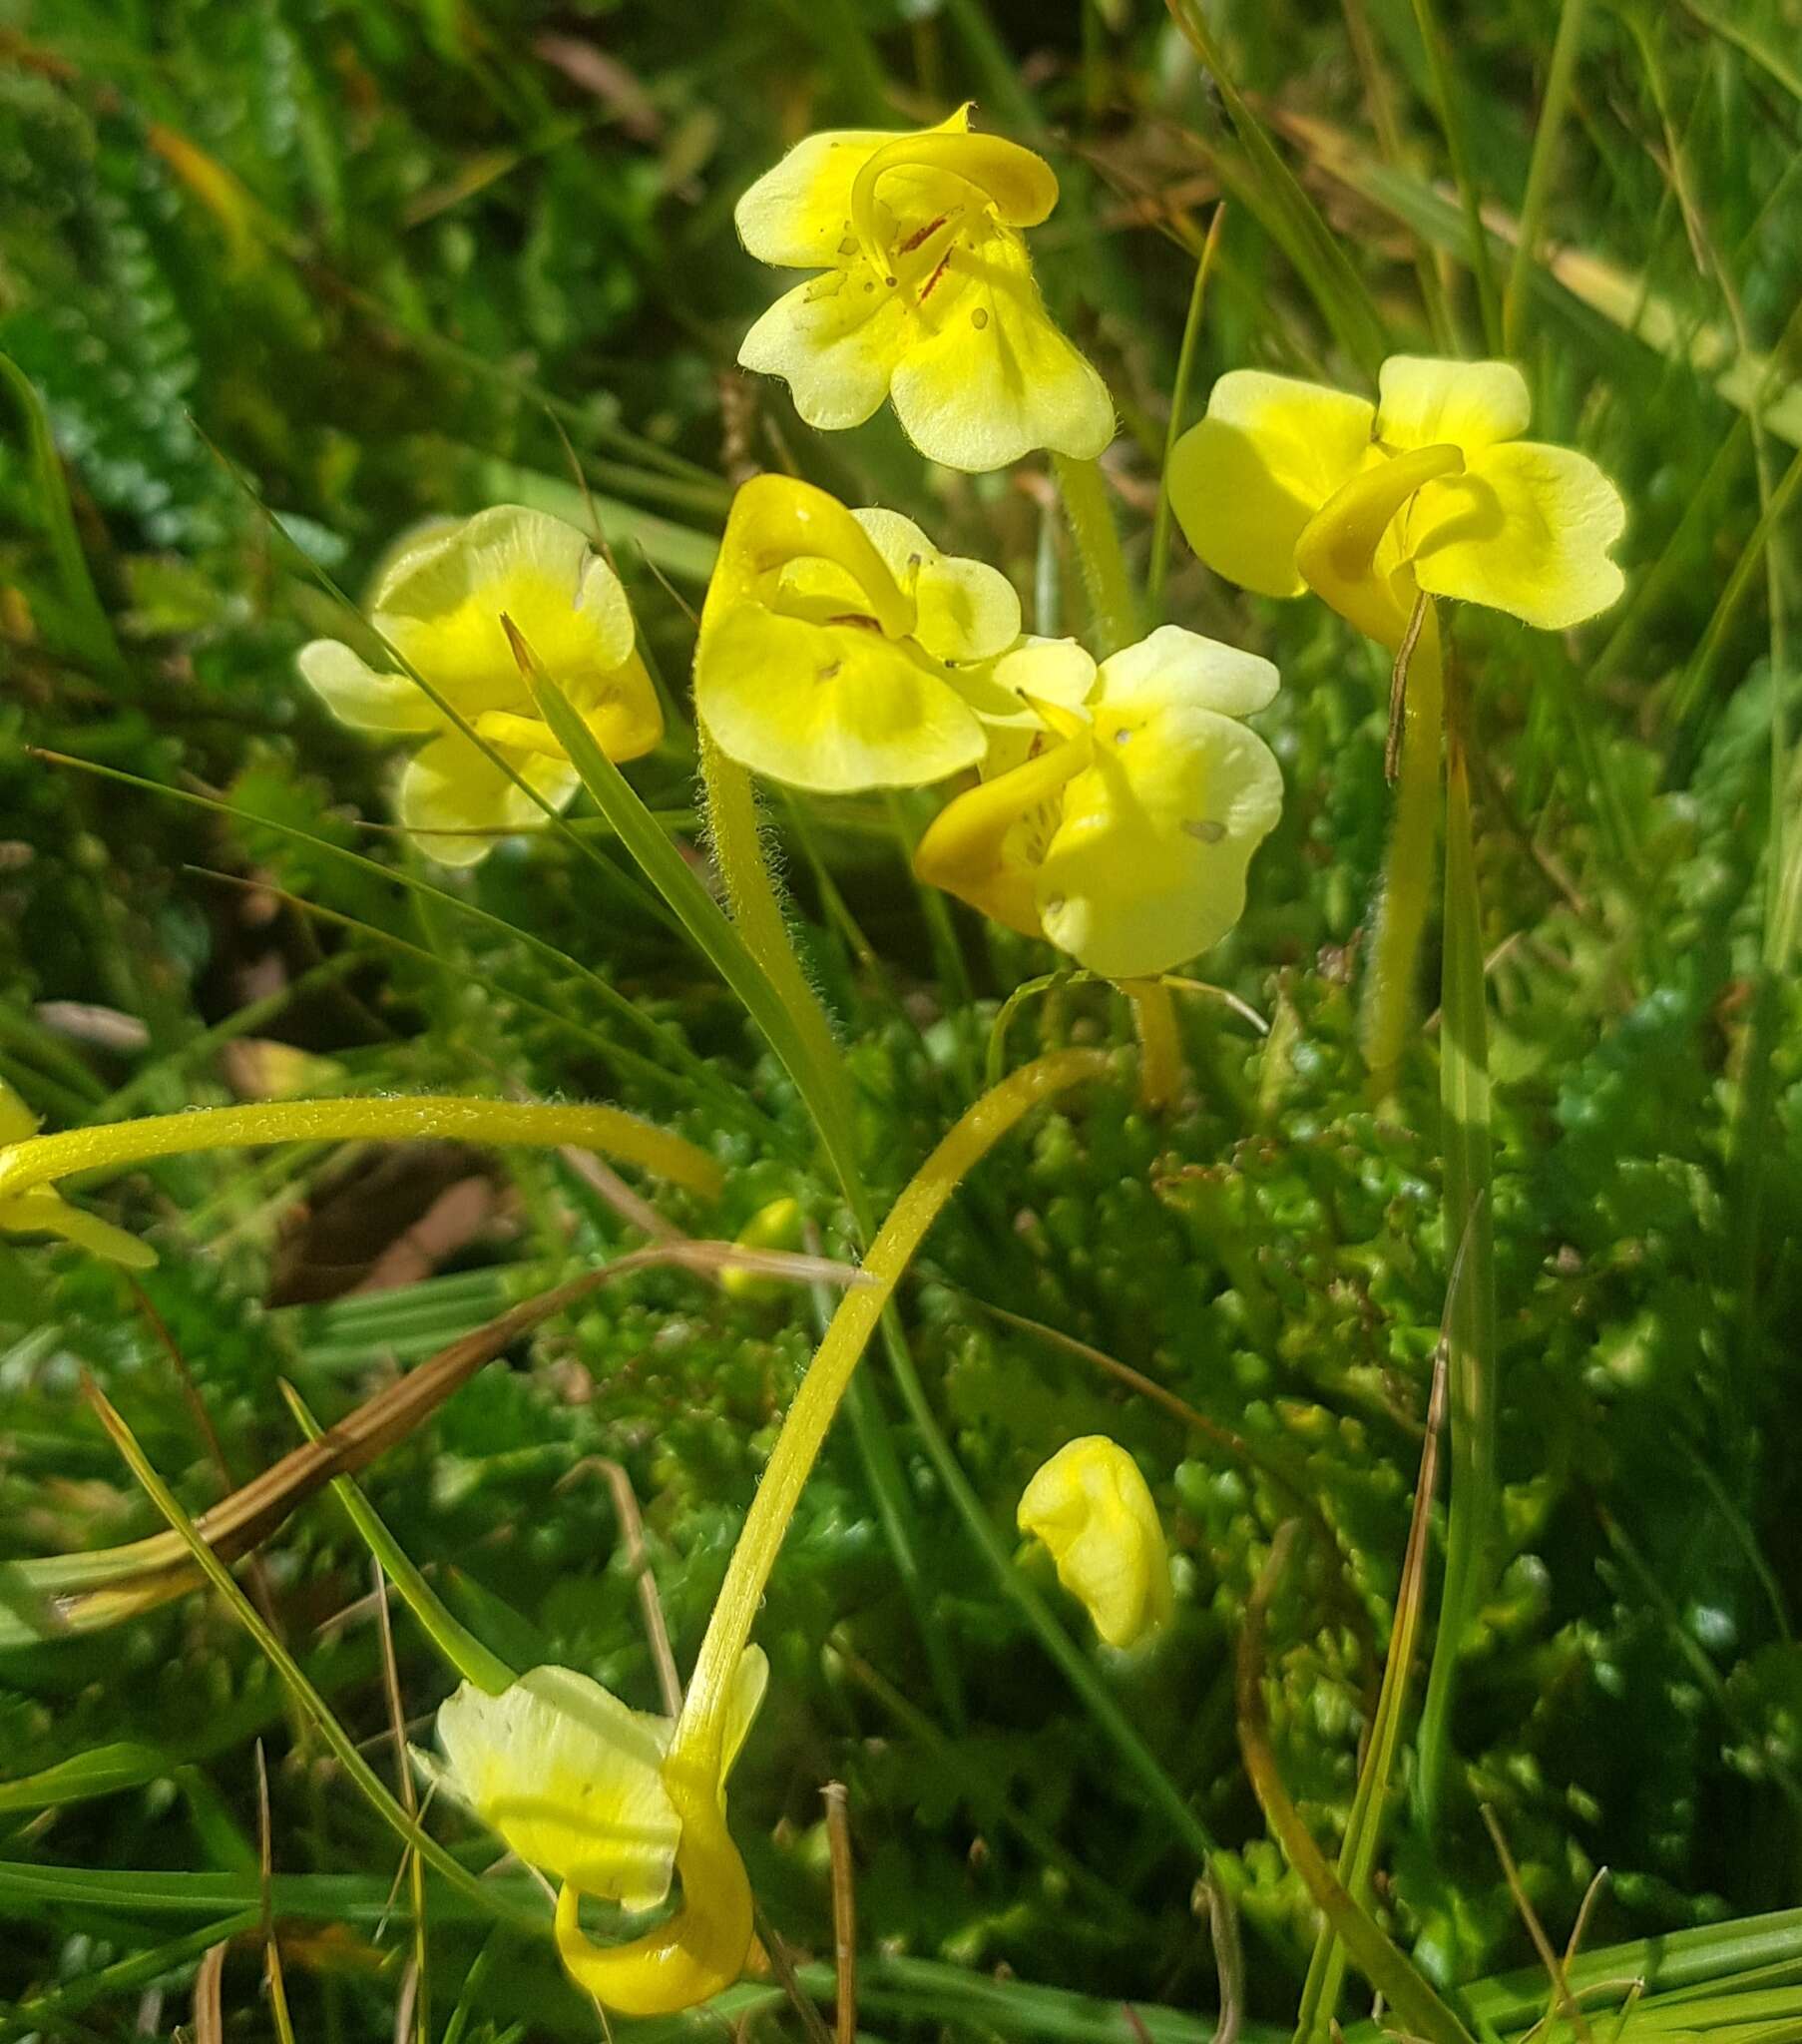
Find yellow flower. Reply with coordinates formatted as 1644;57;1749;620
299;506;662;865
0;1083;154;1269
693;473;1033;792
914;624;1283;978
1168;355;1625;650
735;105;1114;473
1018;1436;1172;1651
434;1648;766;1918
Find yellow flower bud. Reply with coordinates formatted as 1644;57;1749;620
720;1196;805;1301
1017;1436;1172;1650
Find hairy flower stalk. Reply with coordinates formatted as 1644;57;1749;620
551;1049;1110;2014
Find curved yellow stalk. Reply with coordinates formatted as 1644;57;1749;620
849;128;1058;283
551;1049;1111;2013
0;1096;721;1203
1295;444;1464;649
554;1755;752;2017
699;475;914;642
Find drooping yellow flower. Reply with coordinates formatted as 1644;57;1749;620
1168;355;1625;650
735;105;1114;473
434;1648;766;1918
914;624;1283;979
694;473;1080;793
0;1082;154;1269
299;506;662;865
1018;1436;1172;1651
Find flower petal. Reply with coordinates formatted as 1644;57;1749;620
887;233;1114;471
734;130;908;269
738;272;911;435
1407;440;1626;629
914;732;1094;938
1168;371;1375;600
396;732;580;867
697;607;985;792
437;1668;679;1910
375;508;622;712
1095;624;1278;720
1038;706;1284;978
298;640;439;735
853;507;1021;662
1376;356;1530;454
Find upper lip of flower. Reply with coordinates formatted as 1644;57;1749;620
845;125;1056;295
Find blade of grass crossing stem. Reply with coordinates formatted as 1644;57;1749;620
278;1383;517;1695
1150;207;1225;622
82;1379;545;1937
1294;1325;1454;2043
1240;1525;1479;2044
1414;679;1499;1826
0;350;127;685
1162;0;1387;377
513;627;863;1200
1503;0;1591;354
515;625;966;1726
1406;0;1503;350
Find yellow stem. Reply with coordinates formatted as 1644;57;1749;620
1360;607;1445;1096
552;1049;1111;2014
0;1096;721;1202
1124;980;1182;1113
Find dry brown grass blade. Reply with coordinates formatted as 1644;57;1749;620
192;1936;228;2044
823;1781;857;2044
9;1239;872;1644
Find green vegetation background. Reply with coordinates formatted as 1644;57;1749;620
2;0;1800;2038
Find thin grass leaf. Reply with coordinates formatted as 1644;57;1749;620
80;1379;547;1935
1238;1523;1479;2044
0;349;126;684
278;1381;517;1696
1162;0;1388;375
1504;0;1592;354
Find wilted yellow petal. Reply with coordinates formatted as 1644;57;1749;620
1018;1436;1171;1650
1407;440;1627;630
436;1649;766;1914
297;641;438;734
1376;355;1531;454
1168;370;1376;600
887;233;1114;470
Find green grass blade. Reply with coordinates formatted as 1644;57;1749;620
0;349;127;685
278;1381;518;1696
1504;0;1591;354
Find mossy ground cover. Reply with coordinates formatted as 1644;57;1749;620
2;2;1801;2041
